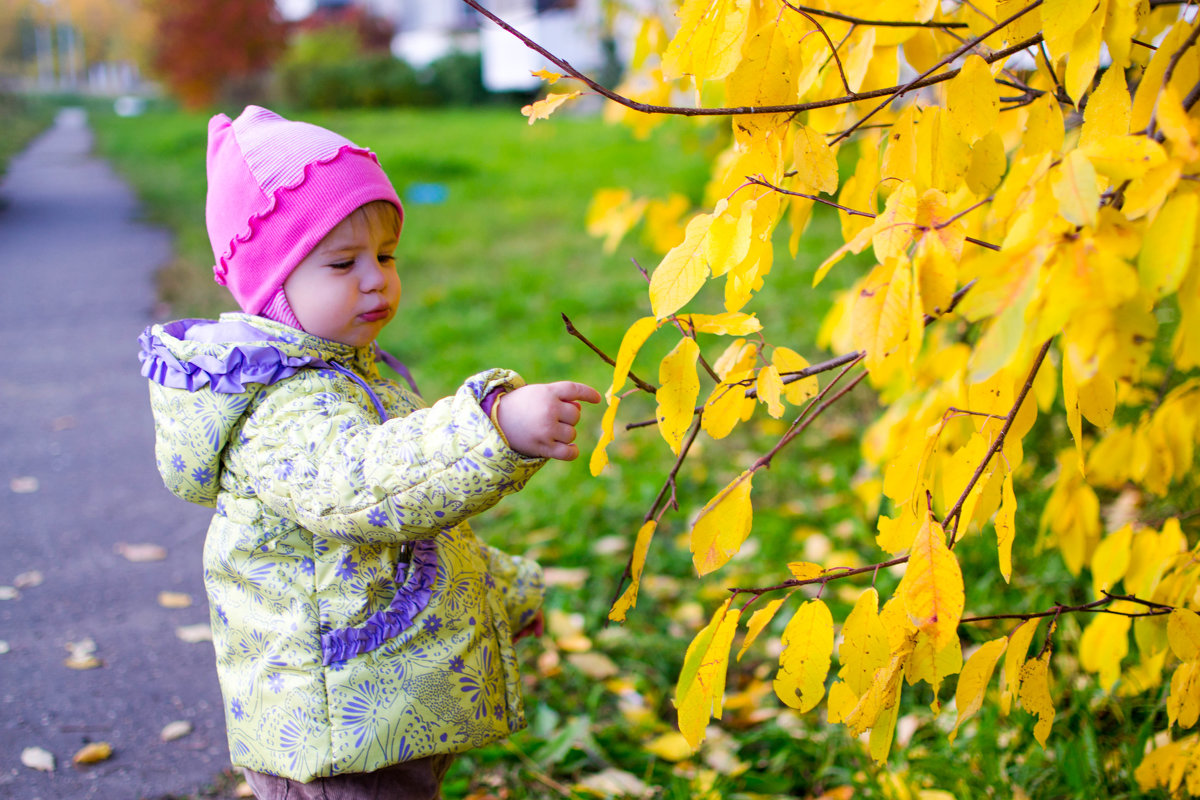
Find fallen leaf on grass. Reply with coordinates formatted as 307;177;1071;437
10;476;39;494
644;731;694;762
116;542;167;562
575;768;654;798
14;570;43;589
566;651;619;680
21;746;55;772
541;567;589;588
158;591;193;609
160;720;193;741
176;624;212;643
73;742;113;765
64;638;102;670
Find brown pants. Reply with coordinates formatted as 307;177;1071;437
243;755;456;800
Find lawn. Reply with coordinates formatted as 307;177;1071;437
90;102;1162;800
0;93;58;180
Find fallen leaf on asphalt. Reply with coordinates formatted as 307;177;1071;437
176;623;212;643
160;720;193;741
10;476;39;494
72;742;113;765
0;586;17;600
64;638;102;670
0;640;9;654
116;542;167;562
235;782;255;798
21;746;55;772
566;651;619;680
51;416;76;431
158;591;193;609
14;570;43;589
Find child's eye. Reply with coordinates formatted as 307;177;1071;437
329;261;354;270
379;254;396;264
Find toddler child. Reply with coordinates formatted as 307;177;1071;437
139;105;600;799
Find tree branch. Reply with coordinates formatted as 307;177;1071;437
562;313;657;394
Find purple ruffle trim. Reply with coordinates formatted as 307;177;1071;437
138;320;317;394
321;538;439;665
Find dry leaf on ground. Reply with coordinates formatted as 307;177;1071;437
64;638;102;670
160;720;193;741
566;651;619;680
176;623;212;643
0;586;18;601
73;742;113;765
14;570;43;589
116;542;167;562
21;746;55;772
10;476;39;493
158;591;193;608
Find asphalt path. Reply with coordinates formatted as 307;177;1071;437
0;109;232;799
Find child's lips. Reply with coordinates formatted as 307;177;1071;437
359;306;390;322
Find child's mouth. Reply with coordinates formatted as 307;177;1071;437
359;308;390;322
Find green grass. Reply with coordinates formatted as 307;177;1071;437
91;103;1175;800
0;93;59;181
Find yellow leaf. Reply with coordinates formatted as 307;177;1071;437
675;599;741;747
587;188;648;254
531;69;562;84
643;194;691;253
608;521;657;623
947;54;999;144
521;91;582;125
949;637;1008;742
756;365;785;419
1169;661;1200;729
845;630;917;738
1001;618;1040;716
703;372;753;440
644;731;694;762
650;212;716;319
738;596;787;661
839;588;891;697
610;316;658;396
771;347;818;405
691;470;754;575
661;0;751;82
793;124;839;194
883;104;921;184
1139;191;1198;300
1081;134;1167;182
965;130;1006;195
1018;650;1056;746
1052;148;1099;228
1079;610;1130;691
898;513;964;651
590;396;621;477
726;19;798;113
1169;609;1200;662
873;183;919;263
656;337;701;453
995;471;1016;582
1079;64;1131;146
680;311;762;336
773;599;835;712
1157;84;1200;161
1040;0;1094;63
1023;92;1065;157
787;561;823;581
1131;21;1193;132
1091;524;1133;597
1063;5;1104;105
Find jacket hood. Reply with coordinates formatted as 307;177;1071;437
139;313;390;507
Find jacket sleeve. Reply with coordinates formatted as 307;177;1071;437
479;541;545;631
243;367;545;544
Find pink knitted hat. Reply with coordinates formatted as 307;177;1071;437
205;106;403;326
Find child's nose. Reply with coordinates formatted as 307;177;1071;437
360;259;388;291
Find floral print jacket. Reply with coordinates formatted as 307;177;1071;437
139;313;546;781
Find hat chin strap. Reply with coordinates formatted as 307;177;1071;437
260;287;303;330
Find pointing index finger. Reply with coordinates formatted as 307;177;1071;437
552;381;602;405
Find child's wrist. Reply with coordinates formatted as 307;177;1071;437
484;389;510;447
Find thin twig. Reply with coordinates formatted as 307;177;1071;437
781;1;856;97
783;4;969;28
562;313;656;394
942;339;1053;548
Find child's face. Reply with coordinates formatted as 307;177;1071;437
284;204;402;347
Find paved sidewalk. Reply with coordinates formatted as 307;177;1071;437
0;109;232;799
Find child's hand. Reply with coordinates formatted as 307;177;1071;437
496;381;602;461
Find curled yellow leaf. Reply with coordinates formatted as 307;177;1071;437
608;520;657;623
521;91;582;125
